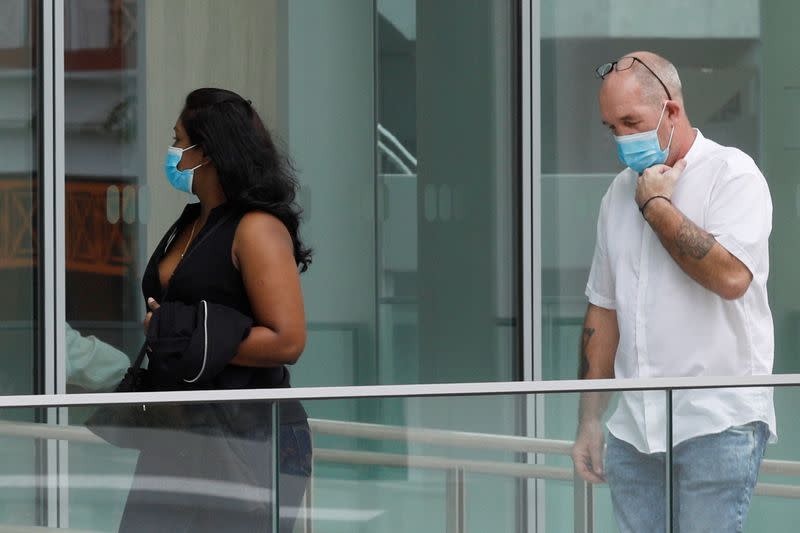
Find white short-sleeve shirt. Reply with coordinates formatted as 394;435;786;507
586;130;776;454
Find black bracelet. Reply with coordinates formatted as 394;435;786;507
639;195;671;217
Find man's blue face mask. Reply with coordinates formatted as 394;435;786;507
614;102;674;174
164;144;205;194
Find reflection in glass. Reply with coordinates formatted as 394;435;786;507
283;0;520;392
293;392;621;532
64;0;142;367
0;1;40;528
0;0;40;395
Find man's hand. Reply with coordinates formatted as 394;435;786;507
143;297;160;335
572;418;606;484
635;159;687;211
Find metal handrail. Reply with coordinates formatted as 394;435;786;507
378;141;414;175
2;417;795;485
0;527;101;533
1;374;799;409
310;418;573;455
314;448;573;481
1;417;799;485
377;124;417;168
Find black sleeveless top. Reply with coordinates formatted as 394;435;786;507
141;202;306;423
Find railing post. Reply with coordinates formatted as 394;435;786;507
446;467;466;533
303;471;314;533
573;471;594;533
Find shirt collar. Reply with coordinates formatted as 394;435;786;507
682;128;706;167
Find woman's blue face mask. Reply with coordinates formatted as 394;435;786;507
164;144;205;194
614;102;674;174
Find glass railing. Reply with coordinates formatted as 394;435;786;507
1;376;800;532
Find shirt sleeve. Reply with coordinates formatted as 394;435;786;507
706;166;772;279
65;323;130;391
585;192;616;309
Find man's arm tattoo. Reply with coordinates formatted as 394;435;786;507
676;214;716;260
578;327;595;379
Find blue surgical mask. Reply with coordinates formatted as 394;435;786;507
614;102;674;174
164;144;205;194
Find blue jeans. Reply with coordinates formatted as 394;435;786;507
605;422;768;533
278;421;313;533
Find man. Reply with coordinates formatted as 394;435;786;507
571;51;775;533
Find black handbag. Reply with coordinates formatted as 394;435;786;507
84;343;203;449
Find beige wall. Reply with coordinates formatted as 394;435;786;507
143;0;280;250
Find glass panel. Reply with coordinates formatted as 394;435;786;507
60;2;522;385
285;0;377;389
286;391;665;532
0;1;41;394
539;3;800;528
672;386;797;532
6;385;800;531
375;0;520;385
0;0;42;528
762;1;800;375
747;387;800;530
540;1;768;381
0;409;44;528
0;402;280;532
60;0;519;527
290;0;520;389
63;0;141;388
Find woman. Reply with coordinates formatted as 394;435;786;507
119;88;312;533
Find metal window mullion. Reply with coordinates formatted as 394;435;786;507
271;402;280;532
521;0;545;532
446;468;466;533
53;0;66;399
39;0;58;529
665;389;674;533
40;0;55;396
520;0;533;381
52;1;68;529
526;0;541;382
41;0;67;527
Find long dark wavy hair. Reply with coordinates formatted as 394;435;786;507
180;88;312;272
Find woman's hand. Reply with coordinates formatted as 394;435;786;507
143;297;161;335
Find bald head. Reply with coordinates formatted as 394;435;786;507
613;51;682;107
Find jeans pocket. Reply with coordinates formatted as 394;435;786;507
726;423;755;437
726;421;769;444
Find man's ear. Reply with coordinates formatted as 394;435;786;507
665;100;682;121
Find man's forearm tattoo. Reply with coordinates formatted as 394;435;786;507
579;327;595;379
676;214;715;260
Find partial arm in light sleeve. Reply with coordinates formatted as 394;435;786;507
65;323;129;391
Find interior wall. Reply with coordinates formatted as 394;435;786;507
143;0;280;252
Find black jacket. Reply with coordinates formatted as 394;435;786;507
146;299;253;387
